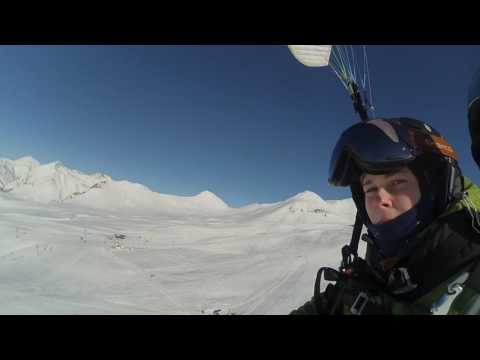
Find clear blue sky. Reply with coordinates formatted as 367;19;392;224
1;45;480;207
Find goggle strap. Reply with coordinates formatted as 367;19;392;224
409;130;458;160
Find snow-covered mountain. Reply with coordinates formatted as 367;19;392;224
326;198;357;215
0;156;229;213
0;156;356;218
0;156;359;315
0;156;111;203
230;191;355;226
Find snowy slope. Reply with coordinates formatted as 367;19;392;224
0;194;359;315
0;156;360;315
230;191;354;226
326;198;357;216
0;157;229;214
69;181;229;214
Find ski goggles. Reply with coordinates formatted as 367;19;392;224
329;119;458;187
328;120;417;187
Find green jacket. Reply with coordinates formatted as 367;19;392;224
291;177;480;315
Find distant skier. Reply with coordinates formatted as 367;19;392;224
291;118;480;315
469;67;480;169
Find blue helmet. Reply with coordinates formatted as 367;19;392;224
468;67;480;120
329;118;463;222
468;67;480;168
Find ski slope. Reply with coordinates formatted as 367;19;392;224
0;157;361;314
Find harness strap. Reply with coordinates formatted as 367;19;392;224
342;212;363;269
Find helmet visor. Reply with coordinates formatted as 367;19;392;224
329;121;417;187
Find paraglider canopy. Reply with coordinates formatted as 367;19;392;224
287;45;375;122
287;45;332;67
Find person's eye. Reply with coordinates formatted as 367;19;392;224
392;179;407;186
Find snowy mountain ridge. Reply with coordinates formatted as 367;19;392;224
0;156;356;217
0;156;231;213
0;156;111;203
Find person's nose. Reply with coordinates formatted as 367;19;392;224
376;187;393;208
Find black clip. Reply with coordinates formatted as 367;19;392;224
350;292;369;315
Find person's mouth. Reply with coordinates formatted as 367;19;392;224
375;215;395;225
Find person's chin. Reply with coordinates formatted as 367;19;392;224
373;216;396;225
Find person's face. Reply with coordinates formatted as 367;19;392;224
361;167;421;225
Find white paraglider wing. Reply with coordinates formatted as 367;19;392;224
287;44;375;115
287;45;332;67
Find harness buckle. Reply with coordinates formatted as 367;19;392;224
350;292;369;315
